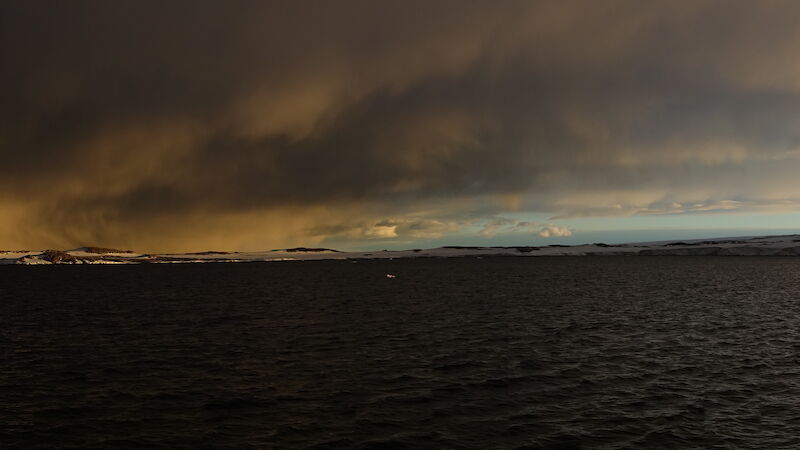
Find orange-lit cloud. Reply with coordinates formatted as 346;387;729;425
3;1;800;250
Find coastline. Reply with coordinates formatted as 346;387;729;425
4;234;800;265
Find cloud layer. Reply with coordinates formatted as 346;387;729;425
3;1;800;250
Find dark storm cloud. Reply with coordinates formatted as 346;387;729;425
3;0;800;250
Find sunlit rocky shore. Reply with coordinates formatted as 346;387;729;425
3;235;800;265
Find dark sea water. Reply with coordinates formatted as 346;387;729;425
3;256;800;449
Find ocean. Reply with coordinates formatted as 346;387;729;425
3;256;800;449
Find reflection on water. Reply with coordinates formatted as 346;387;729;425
3;257;800;448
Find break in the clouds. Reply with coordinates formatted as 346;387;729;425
2;1;800;251
479;218;572;239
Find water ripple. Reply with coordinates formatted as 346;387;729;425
3;257;800;448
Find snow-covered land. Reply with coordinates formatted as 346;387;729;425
4;234;800;265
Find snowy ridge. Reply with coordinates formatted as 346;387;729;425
3;234;800;265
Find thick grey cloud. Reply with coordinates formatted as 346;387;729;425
2;1;800;250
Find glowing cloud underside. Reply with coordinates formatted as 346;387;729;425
2;1;800;251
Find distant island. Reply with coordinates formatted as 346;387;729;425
2;235;800;265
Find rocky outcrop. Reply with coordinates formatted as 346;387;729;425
775;247;800;256
637;246;792;256
41;250;80;263
638;247;723;256
16;249;100;264
715;246;774;256
82;247;132;254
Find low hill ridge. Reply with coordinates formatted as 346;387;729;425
3;234;800;265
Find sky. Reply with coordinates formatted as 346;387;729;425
2;1;800;252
